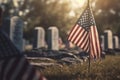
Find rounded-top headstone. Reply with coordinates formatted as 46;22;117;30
10;16;24;51
47;26;59;50
113;35;119;49
33;27;46;49
104;29;113;49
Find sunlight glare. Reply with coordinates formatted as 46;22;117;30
70;0;86;8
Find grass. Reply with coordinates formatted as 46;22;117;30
33;55;120;80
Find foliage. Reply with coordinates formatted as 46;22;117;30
93;0;120;34
23;0;77;42
35;56;120;80
22;0;120;41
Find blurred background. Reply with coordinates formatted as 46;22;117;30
0;0;120;44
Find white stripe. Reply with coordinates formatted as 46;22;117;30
77;31;88;46
4;58;16;79
91;26;97;55
94;26;101;55
68;24;79;40
71;26;82;42
10;57;25;80
22;64;33;80
74;28;85;44
90;35;94;58
81;33;89;49
82;35;89;51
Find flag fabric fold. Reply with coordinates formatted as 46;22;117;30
68;5;101;59
0;30;46;80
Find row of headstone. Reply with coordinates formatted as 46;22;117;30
3;16;119;52
100;29;120;51
33;26;60;51
2;16;63;51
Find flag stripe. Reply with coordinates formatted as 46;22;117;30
77;31;88;47
70;25;83;42
74;26;85;44
10;58;25;80
15;58;29;80
68;25;79;40
75;29;86;45
21;64;33;80
91;26;97;57
94;26;101;57
27;66;36;80
6;58;21;79
4;58;16;79
85;39;90;52
81;34;89;51
92;26;99;58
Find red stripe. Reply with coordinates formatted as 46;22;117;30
90;26;101;59
77;31;88;47
71;26;82;42
93;26;99;58
90;32;95;58
74;28;85;44
6;58;21;79
81;34;89;51
94;26;101;57
15;58;29;80
75;29;86;45
68;24;79;40
91;27;97;57
93;26;101;58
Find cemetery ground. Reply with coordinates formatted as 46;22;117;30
28;55;120;80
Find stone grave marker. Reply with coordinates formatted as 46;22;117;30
33;27;45;49
47;26;59;50
10;16;24;51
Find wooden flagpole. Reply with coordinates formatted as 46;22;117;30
88;0;91;73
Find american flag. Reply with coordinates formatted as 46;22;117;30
0;30;46;80
68;5;101;59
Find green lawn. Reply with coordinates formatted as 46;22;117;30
35;55;120;80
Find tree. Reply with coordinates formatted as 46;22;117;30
93;0;120;34
23;0;77;42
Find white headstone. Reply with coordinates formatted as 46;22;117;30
47;26;59;50
33;27;45;48
113;35;119;49
104;30;113;50
10;16;24;51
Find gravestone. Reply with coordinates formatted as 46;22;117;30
113;35;119;49
10;16;24;52
100;35;105;51
47;26;59;50
104;30;113;50
33;27;45;49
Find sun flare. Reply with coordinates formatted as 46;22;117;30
70;0;87;8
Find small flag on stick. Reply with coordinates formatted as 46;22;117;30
68;2;101;59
